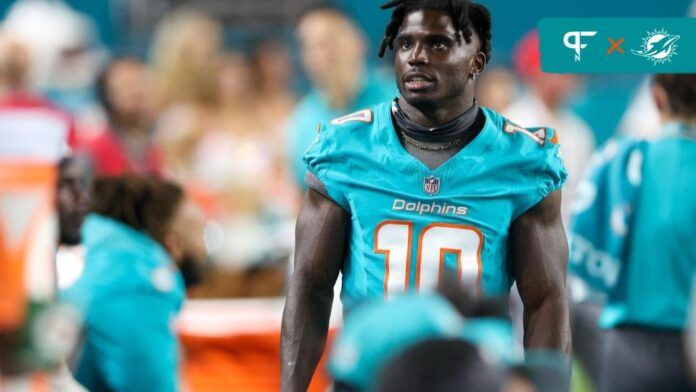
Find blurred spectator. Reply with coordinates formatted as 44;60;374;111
2;0;108;139
56;155;92;291
329;286;533;392
476;67;517;113
570;74;696;392
78;57;160;175
151;9;222;180
617;79;661;140
374;339;502;392
151;9;221;109
0;32;76;158
180;51;296;296
250;39;296;134
504;30;595;224
179;52;259;185
151;10;296;295
329;293;464;391
327;269;561;391
57;156;91;246
286;6;396;186
48;155;91;392
62;175;207;391
0;34;82;380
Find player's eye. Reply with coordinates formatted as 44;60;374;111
432;40;448;50
398;40;412;50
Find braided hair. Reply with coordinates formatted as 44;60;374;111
378;0;492;64
92;175;184;246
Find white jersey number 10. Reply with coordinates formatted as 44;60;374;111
374;221;483;296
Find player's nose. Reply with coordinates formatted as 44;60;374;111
407;42;428;66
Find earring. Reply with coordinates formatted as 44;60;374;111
470;73;478;81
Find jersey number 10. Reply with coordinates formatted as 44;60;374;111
374;221;484;296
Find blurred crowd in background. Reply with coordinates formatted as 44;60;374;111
0;0;689;299
0;0;694;390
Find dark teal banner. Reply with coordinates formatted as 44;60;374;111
539;18;696;73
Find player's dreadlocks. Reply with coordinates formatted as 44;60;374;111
378;0;492;64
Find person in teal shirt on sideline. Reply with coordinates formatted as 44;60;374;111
287;6;396;186
62;176;207;392
570;74;696;392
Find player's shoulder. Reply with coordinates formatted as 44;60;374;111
482;108;568;215
308;102;390;155
303;102;391;179
483;107;560;157
319;101;391;136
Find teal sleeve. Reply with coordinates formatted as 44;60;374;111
537;129;568;199
77;293;179;392
302;123;350;211
515;128;568;218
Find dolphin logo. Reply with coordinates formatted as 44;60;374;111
632;30;680;64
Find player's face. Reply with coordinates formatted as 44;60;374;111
394;10;482;111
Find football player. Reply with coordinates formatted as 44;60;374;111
281;1;570;390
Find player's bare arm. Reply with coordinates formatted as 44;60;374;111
511;190;571;354
280;188;349;392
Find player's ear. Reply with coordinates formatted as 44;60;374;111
469;52;486;81
651;82;670;118
164;231;183;263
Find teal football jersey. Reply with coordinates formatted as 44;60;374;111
304;101;567;310
601;123;696;329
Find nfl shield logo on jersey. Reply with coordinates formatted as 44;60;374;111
423;175;441;195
